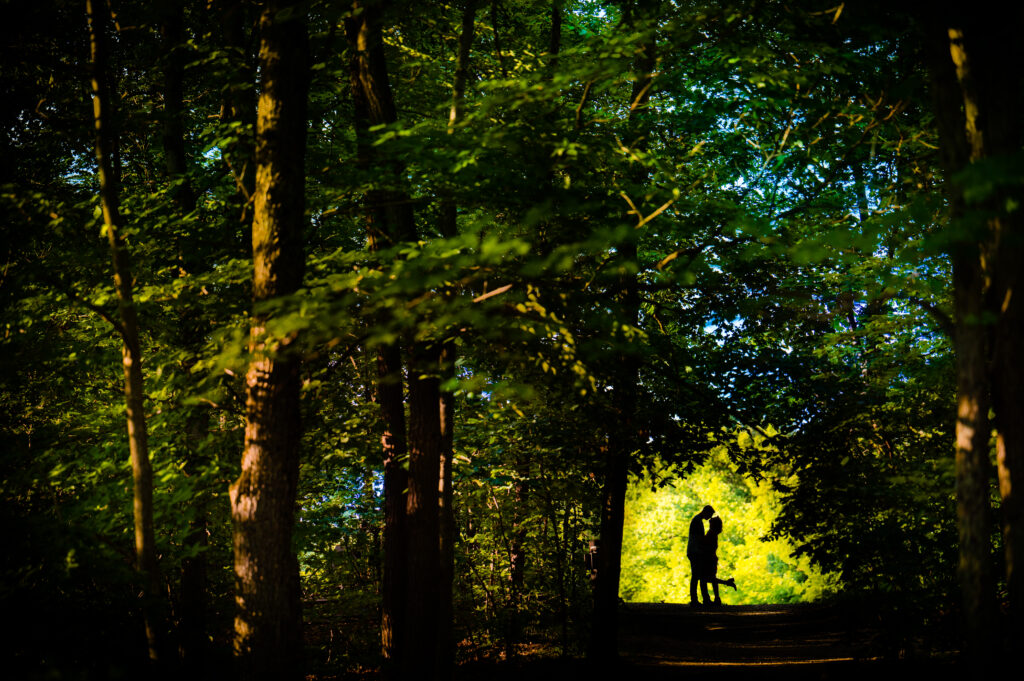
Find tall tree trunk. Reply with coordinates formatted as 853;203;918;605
437;341;457;674
228;3;309;679
951;238;997;661
376;343;409;667
924;6;1012;658
438;3;478;673
960;10;1024;649
86;0;167;662
935;5;1024;653
507;453;530;653
589;1;655;661
345;2;415;669
405;343;443;677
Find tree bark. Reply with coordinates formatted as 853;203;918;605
376;343;409;667
345;2;415;669
437;341;457;674
589;1;655;661
438;3;477;673
404;343;443;677
923;6;1010;658
507;453;529;652
228;2;309;679
87;0;167;662
345;0;413;248
549;0;562;69
958;11;1024;650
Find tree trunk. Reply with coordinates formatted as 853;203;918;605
507;453;529;652
957;11;1024;650
405;343;443;677
345;2;417;669
549;0;562;68
377;344;409;666
589;1;655;661
437;341;457;674
951;248;998;660
345;0;414;248
924;7;1006;658
438;3;478;672
86;0;167;662
228;3;309;679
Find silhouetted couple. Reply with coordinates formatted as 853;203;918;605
686;504;737;607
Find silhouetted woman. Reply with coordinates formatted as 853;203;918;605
701;516;737;605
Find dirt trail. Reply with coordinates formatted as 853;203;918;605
454;602;957;680
617;602;953;679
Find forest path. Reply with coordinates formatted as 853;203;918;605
615;602;952;679
455;602;956;680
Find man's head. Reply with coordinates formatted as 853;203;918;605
701;504;715;519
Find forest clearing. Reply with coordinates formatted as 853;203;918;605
1;0;1021;679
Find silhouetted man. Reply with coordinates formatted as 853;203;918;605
687;504;715;606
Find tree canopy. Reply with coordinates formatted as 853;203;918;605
2;0;1022;677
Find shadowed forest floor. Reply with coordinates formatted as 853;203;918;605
447;603;959;680
19;600;957;679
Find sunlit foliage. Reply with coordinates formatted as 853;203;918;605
621;448;837;605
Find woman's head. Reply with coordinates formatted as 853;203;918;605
708;516;723;534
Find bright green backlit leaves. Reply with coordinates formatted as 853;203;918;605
621;448;837;605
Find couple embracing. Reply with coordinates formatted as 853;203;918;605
686;504;737;607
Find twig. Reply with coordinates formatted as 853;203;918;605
575;80;593;130
473;283;512;303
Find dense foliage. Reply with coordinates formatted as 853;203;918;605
2;0;1017;677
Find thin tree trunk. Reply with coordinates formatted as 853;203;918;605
87;0;167;662
345;2;415;669
438;4;478;672
507;454;529;652
228;2;309;679
437;341;457;674
558;501;570;652
590;436;629;661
